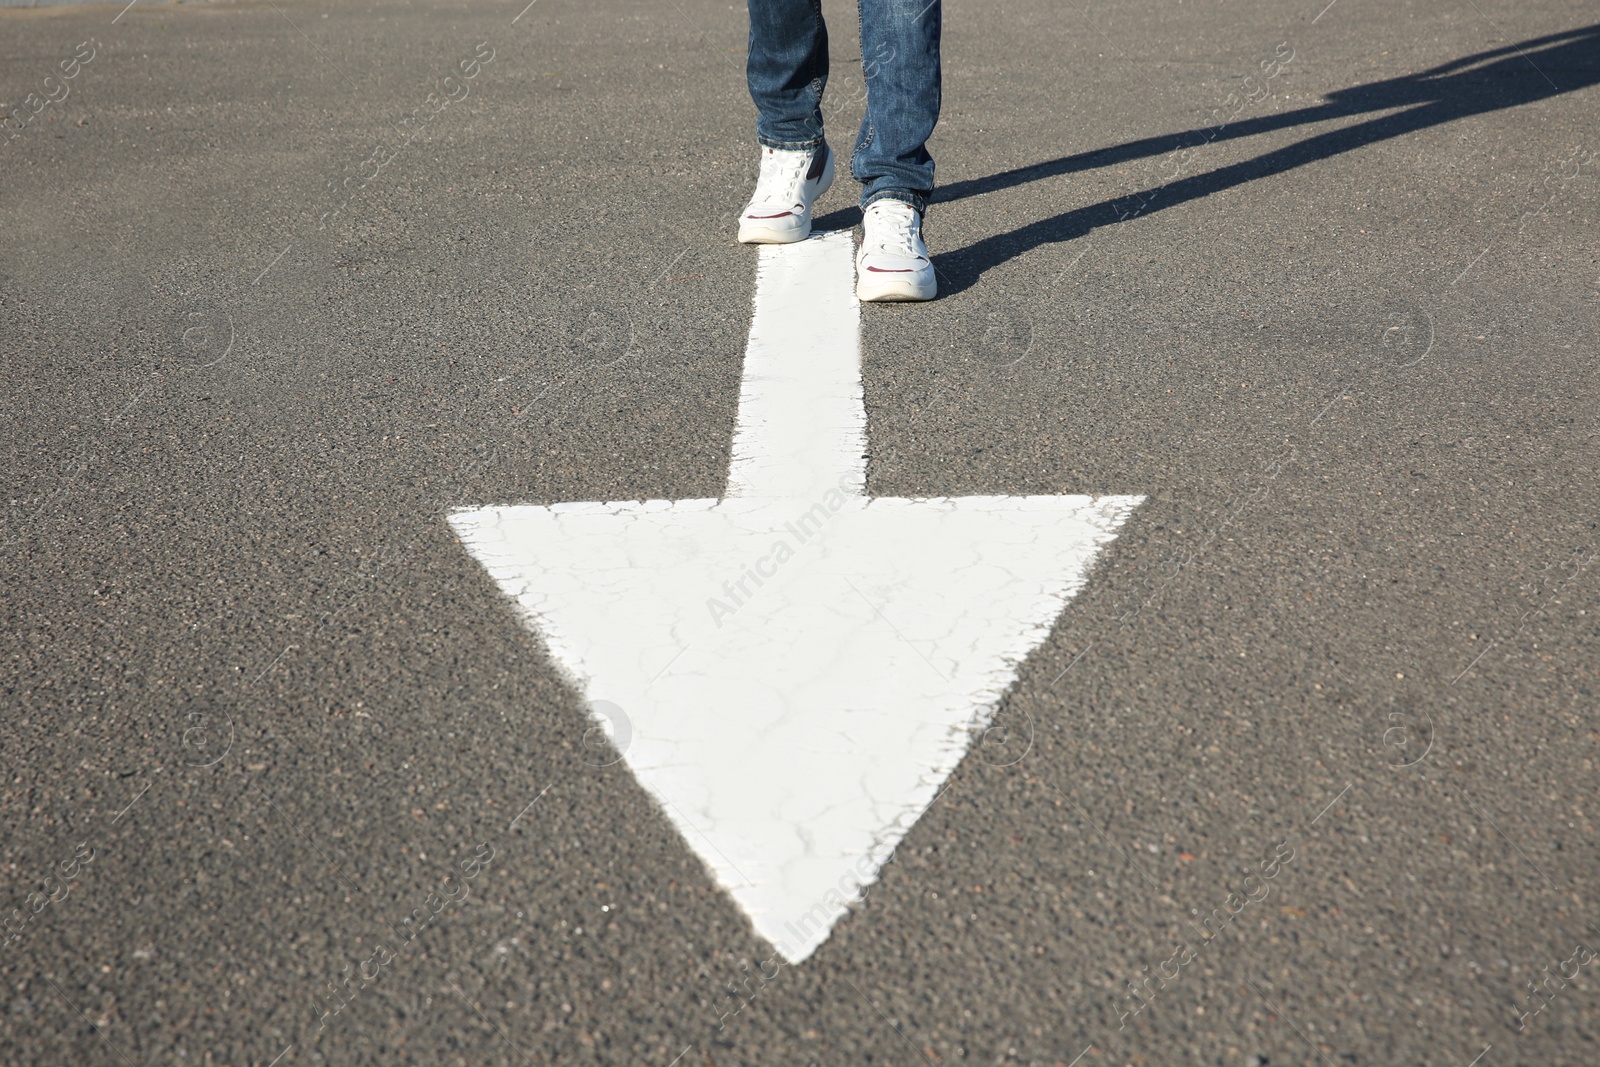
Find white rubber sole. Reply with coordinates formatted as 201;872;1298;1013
738;220;810;245
856;267;937;302
736;147;836;245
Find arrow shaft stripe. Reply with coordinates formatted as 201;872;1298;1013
726;232;867;500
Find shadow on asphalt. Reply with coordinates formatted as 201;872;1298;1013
815;23;1600;296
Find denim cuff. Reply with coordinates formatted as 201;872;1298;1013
757;133;824;151
861;189;929;215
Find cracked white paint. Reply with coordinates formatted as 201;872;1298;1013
450;231;1143;962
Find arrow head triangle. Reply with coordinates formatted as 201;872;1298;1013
450;492;1139;961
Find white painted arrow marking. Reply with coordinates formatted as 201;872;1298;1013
450;231;1142;962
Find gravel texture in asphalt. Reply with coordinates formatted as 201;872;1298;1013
3;1;1599;1065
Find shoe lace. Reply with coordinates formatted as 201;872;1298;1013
870;203;920;256
752;151;810;205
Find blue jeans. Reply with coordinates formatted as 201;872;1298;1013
745;0;941;213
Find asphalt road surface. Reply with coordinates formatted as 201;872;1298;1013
4;0;1599;1065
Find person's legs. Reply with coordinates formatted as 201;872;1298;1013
852;0;939;301
747;0;830;149
740;0;939;297
853;0;941;211
739;0;836;244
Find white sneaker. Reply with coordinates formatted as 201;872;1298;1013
856;199;936;302
737;142;835;244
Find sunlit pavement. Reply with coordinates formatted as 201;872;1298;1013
3;1;1598;1064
